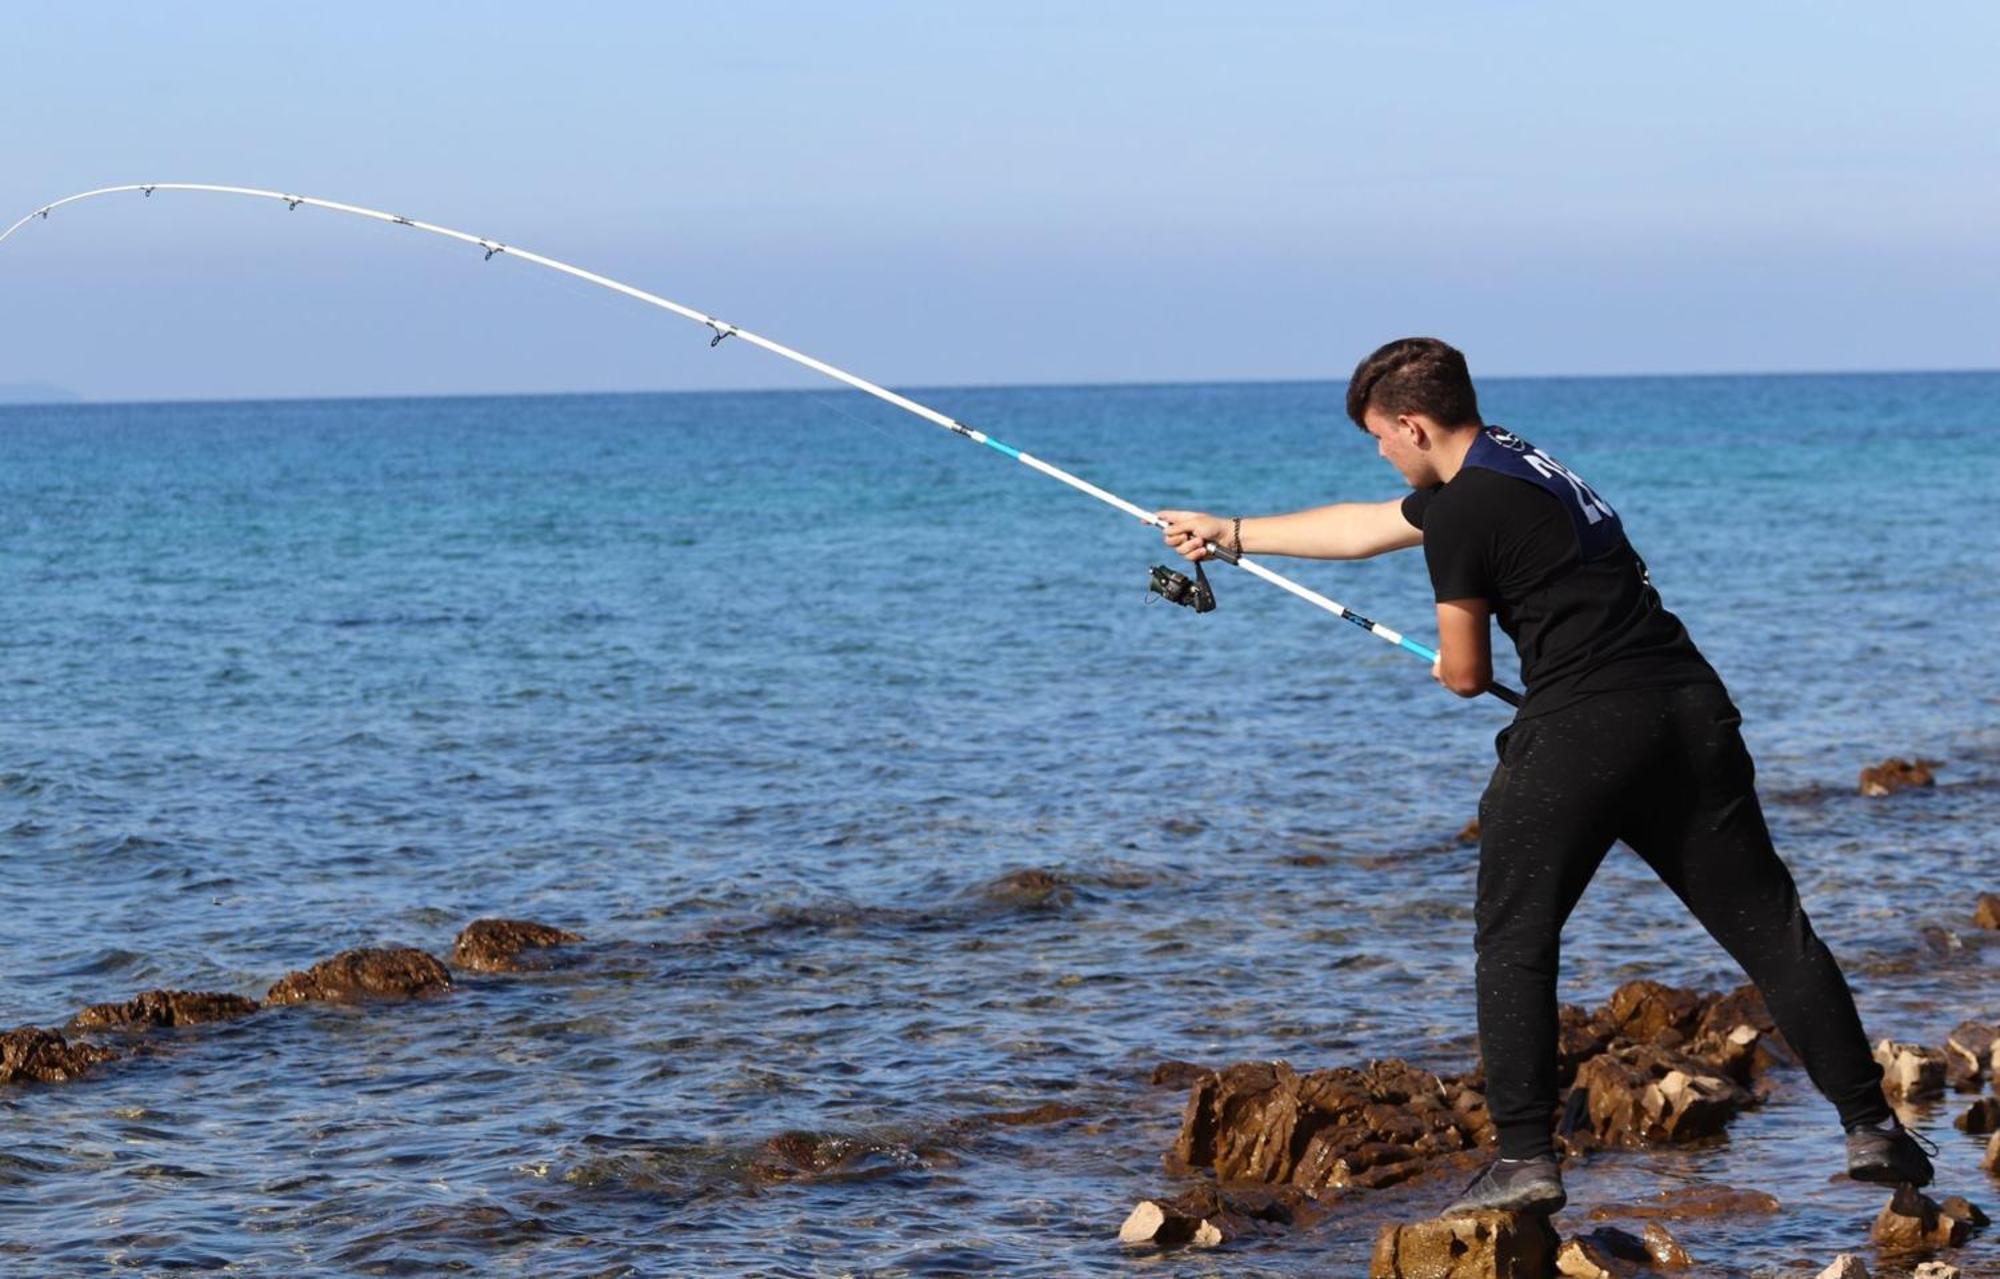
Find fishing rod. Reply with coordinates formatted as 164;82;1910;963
2;183;1523;707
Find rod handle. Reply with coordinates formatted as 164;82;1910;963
1487;682;1524;708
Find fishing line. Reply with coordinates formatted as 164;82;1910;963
2;184;1523;707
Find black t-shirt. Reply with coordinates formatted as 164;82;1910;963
1401;468;1719;719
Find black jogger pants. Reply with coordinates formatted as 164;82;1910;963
1474;682;1891;1160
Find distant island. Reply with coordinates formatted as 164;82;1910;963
0;382;82;404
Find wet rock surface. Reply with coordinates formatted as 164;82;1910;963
265;947;453;1005
1586;1184;1782;1220
1973;895;2000;931
971;868;1074;912
1859;757;1938;796
1875;1038;1948;1101
1816;1256;1870;1279
1118;1184;1319;1249
1567;1044;1752;1149
72;989;260;1031
1370;1210;1559;1278
1956;1097;2000;1134
1872;1186;1980;1251
450;918;585;973
1944;1020;1995;1091
0;1025;118;1084
1170;1058;1490;1194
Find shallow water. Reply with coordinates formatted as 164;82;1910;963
2;373;1997;1275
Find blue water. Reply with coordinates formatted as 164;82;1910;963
2;373;1997;1276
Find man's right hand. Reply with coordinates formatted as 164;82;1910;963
1157;510;1228;562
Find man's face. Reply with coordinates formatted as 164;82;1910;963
1362;407;1434;487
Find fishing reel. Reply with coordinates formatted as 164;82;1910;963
1147;560;1216;613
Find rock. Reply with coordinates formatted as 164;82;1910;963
71;989;259;1031
1859;757;1935;797
1974;895;2000;931
265;947;453;1004
1119;1183;1315;1248
1149;1060;1211;1089
1986;1129;2000;1174
971;868;1073;911
449;918;584;973
1957;1097;2000;1134
1172;1058;1491;1194
1601;979;1707;1046
975;1101;1087;1127
1556;1227;1654;1277
1874;1039;1947;1101
1912;1262;1962;1279
1815;1256;1869;1279
1938;1195;1989;1228
1457;818;1481;844
0;1025;118;1084
1370;1211;1559;1278
1641;1221;1694;1269
1872;1185;1973;1251
1569;1045;1752;1147
1944;1020;1995;1092
1587;1184;1781;1220
1118;1199;1222;1249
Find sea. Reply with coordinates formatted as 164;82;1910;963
2;372;1997;1276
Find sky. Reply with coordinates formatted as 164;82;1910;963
2;2;1997;402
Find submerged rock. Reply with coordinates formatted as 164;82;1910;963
1149;1059;1210;1089
1641;1221;1694;1269
72;989;259;1031
265;947;453;1004
450;918;584;973
0;1025;118;1084
1587;1184;1782;1220
970;867;1074;912
1859;757;1936;796
748;1129;932;1183
1974;895;2000;931
1370;1211;1559;1279
1874;1039;1947;1101
1872;1186;1977;1251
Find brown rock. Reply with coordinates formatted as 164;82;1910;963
1984;1129;2000;1174
1370;1211;1559;1278
1944;1021;1995;1092
1858;757;1936;797
1957;1097;2000;1134
1974;895;2000;931
976;1101;1087;1127
1872;1186;1972;1251
1875;1039;1947;1101
1938;1195;1989;1228
1118;1199;1222;1249
449;918;585;973
1641;1221;1694;1269
1457;818;1481;844
1173;1057;1489;1195
1570;1045;1752;1147
1601;979;1708;1046
1588;1184;1782;1220
265;947;453;1004
1120;1182;1317;1248
1912;1261;1962;1279
1556;1227;1654;1277
972;868;1073;911
0;1025;119;1084
1815;1256;1870;1279
1150;1059;1211;1089
72;989;259;1031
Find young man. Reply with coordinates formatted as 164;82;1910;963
1157;337;1933;1215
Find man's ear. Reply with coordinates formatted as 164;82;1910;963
1397;413;1429;449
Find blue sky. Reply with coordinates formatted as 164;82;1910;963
3;3;1996;401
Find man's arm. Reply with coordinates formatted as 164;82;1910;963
1431;598;1493;697
1158;498;1421;562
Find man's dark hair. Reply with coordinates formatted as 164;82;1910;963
1345;337;1482;430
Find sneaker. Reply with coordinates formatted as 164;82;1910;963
1441;1155;1567;1215
1846;1116;1936;1187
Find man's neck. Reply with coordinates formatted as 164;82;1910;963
1431;422;1484;485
